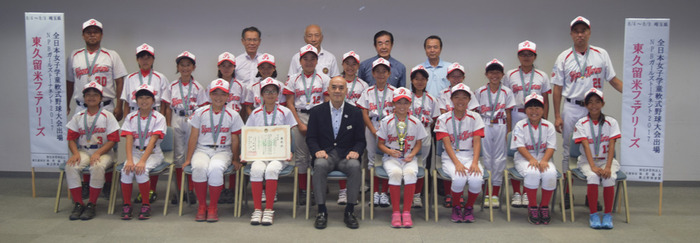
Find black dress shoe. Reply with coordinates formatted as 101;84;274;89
314;212;328;229
344;212;359;229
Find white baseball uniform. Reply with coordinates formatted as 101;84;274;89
188;105;244;186
167;79;208;166
345;78;369;106
356;84;396;167
434;110;485;194
511;119;558;190
437;86;480;113
474;85;515;187
235;52;260;87
285;72;330;172
121;70;170;113
287;47;341;79
205;79;245;113
573;115;621;187
408;92;439;166
246;105;298;182
67;48;128;112
377;114;428;185
503;67;551;128
552;45;616;171
65;109;120;189
119;110;167;184
243;77;289;109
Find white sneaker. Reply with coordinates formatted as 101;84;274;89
337;189;348;205
491;196;501;208
250;209;262;225
261;190;266;202
412;193;423;208
261;209;274;226
379;193;390;207
483;195;491;208
521;192;529;207
512;192;522;207
371;192;380;206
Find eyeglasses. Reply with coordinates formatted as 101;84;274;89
262;90;278;95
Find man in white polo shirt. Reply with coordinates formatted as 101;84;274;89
287;24;340;80
235;26;262;86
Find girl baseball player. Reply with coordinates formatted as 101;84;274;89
243;53;288;115
573;88;620;230
356;58;395;208
215;52;245;204
335;50;368;205
377;87;428;228
408;65;439;208
121;44;170;204
119;84;167;220
245;78;297;226
503;40;552;208
284;44;330;206
475;59;515;208
434;83;485;223
510;93;557;225
164;51;207;205
65;81;120;220
183;79;244;222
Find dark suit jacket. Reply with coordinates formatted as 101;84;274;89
306;101;366;159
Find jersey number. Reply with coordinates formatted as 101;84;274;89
94;76;107;86
313;95;322;104
220;136;227;145
593;78;602;89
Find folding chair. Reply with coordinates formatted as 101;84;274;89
370;151;429;221
432;140;493;222
54;156;117;213
566;140;630;223
503;132;566;222
108;127;175;215
304;168;366;220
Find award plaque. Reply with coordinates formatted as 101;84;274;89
241;125;291;161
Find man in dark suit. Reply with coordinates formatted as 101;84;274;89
306;77;366;229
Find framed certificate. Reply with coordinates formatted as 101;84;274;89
241;125;291;161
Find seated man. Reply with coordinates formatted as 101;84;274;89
306;77;366;229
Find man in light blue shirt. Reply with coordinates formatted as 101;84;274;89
421;35;452;97
358;30;406;88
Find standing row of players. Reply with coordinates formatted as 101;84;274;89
63;16;622;230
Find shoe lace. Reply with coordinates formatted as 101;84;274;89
530;208;539;218
541;209;550;218
141;205;150;213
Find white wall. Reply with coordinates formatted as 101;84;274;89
1;0;698;180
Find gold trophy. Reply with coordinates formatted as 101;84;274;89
397;121;406;157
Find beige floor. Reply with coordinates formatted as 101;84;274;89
1;172;698;243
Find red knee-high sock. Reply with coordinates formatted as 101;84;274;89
175;168;183;192
524;187;538;207
228;174;236;190
540;189;554;207
299;173;308;190
603;186;615;214
138;181;151;205
339;180;347;190
70;188;83;205
121;183;133;205
149;175;158;191
390;185;401;212
466;192;479;207
511;179;521;194
265;180;278;210
187;175;195;192
492;186;501;197
373;176;381;192
209;185;223;209
403;184;416;212
252;181;263;210
587;184;599;214
104;172;112;184
451;191;464;207
380;178;389;193
89;187;101;204
83;174;90;183
415;178;424;194
194;182;208;207
444;181;452;197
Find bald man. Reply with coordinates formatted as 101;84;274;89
287;24;341;80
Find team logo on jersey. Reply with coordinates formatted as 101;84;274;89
323;67;329;74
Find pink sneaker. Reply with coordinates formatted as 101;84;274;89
402;211;413;228
451;206;462;223
391;212;402;228
462;206;475;223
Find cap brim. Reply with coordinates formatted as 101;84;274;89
257;60;275;67
218;59;235;66
393;95;412;102
518;48;537;54
210;87;229;93
571;21;590;29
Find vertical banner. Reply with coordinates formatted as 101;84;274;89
620;18;669;182
25;12;68;168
